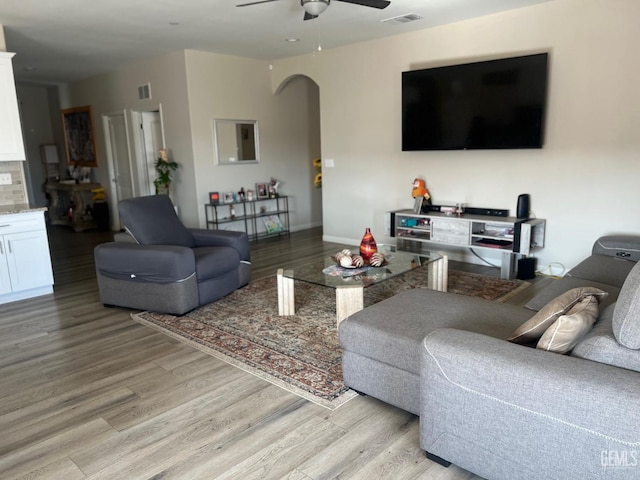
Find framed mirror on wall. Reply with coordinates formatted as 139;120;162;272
213;119;259;165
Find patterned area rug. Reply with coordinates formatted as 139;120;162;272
131;269;528;410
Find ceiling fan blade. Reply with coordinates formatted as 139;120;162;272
303;11;319;21
335;0;390;8
236;0;279;7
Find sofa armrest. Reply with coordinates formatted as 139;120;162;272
94;242;195;283
189;228;250;262
420;328;640;480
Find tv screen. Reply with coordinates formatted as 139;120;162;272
402;53;548;151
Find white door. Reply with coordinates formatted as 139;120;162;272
107;114;134;202
103;112;134;229
139;110;163;195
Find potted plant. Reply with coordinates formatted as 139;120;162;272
154;148;178;195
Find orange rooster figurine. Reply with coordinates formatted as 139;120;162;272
412;178;431;201
412;178;432;213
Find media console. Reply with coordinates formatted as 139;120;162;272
390;209;546;279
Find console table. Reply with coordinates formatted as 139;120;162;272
204;196;290;242
45;182;102;232
390;209;546;279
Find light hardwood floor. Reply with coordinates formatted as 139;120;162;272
0;226;551;479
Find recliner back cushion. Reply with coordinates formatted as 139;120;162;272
613;261;640;349
593;235;640;262
119;195;195;247
572;303;640;373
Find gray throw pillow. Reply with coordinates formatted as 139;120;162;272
613;261;640;349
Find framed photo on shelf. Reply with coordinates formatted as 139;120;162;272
263;215;283;234
412;196;424;214
256;182;269;199
222;191;235;203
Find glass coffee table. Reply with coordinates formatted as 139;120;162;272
276;245;448;326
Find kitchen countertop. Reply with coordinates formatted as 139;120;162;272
0;204;48;216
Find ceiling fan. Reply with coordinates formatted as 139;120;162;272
237;0;391;21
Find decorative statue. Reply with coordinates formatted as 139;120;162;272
411;178;432;213
412;178;431;201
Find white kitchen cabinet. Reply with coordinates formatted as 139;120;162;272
0;52;26;161
0;210;54;304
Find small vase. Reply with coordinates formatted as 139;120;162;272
359;227;378;263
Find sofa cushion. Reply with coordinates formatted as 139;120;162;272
94;243;196;283
119;195;195;247
339;288;532;375
567;254;636;288
572;303;640;373
536;295;599;354
509;287;607;344
613;261;640;349
524;276;619;312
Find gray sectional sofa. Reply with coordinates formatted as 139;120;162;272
339;236;640;479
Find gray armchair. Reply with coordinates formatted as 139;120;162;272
94;195;250;314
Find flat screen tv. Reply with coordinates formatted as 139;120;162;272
402;53;548;151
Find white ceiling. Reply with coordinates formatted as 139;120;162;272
0;0;550;84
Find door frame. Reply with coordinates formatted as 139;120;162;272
101;109;134;230
130;104;166;197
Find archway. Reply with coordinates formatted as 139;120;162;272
275;74;322;229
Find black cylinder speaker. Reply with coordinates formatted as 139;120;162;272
516;193;530;219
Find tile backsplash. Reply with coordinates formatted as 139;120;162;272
0;162;27;206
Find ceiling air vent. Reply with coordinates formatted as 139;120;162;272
138;83;151;100
381;13;423;25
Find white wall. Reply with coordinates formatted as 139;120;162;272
68;50;321;231
16;84;56;206
271;0;640;272
69;51;195;225
184;50;321;230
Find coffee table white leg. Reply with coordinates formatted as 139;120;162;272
277;268;295;316
428;253;449;292
336;285;364;327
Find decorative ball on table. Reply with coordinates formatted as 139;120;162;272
339;255;353;267
369;252;384;267
351;255;364;267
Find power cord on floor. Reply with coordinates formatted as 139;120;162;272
469;248;500;268
536;262;566;279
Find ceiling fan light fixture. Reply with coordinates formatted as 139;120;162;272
301;0;330;16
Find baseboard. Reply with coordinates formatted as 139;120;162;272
322;234;358;245
290;221;322;233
